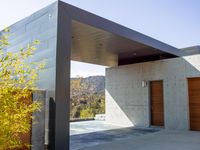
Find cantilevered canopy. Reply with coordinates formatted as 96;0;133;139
2;1;187;150
61;2;185;66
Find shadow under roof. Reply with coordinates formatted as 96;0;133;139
64;1;184;66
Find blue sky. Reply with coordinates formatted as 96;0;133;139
0;0;199;77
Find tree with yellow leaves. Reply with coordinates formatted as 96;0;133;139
0;29;44;149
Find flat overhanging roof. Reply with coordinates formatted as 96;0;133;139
59;1;185;66
0;1;190;149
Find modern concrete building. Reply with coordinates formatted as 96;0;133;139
1;1;200;150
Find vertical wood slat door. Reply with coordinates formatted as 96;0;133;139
188;78;200;131
150;81;164;126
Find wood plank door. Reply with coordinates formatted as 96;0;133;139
150;80;164;126
188;78;200;131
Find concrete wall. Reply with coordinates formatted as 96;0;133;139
106;54;200;130
1;2;58;149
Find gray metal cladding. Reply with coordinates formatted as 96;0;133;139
1;2;58;90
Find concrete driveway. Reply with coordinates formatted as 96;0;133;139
70;121;159;150
80;130;200;150
70;121;200;150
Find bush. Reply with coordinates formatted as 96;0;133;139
0;29;44;149
80;108;94;118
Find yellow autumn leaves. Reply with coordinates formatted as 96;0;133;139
0;29;44;149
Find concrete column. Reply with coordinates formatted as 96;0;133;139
31;91;46;150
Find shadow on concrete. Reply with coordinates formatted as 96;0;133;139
70;126;159;150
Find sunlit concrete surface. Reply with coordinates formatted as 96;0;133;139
79;130;200;150
70;120;159;150
70;120;123;136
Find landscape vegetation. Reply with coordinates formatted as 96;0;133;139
70;76;105;119
0;29;43;149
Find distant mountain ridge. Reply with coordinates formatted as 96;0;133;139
70;75;105;118
71;75;105;95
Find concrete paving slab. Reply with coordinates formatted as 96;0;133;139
80;130;200;150
70;121;159;150
70;120;123;135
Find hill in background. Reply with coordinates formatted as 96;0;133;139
71;75;105;95
70;76;105;119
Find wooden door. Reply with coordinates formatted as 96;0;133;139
188;78;200;131
150;81;164;126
